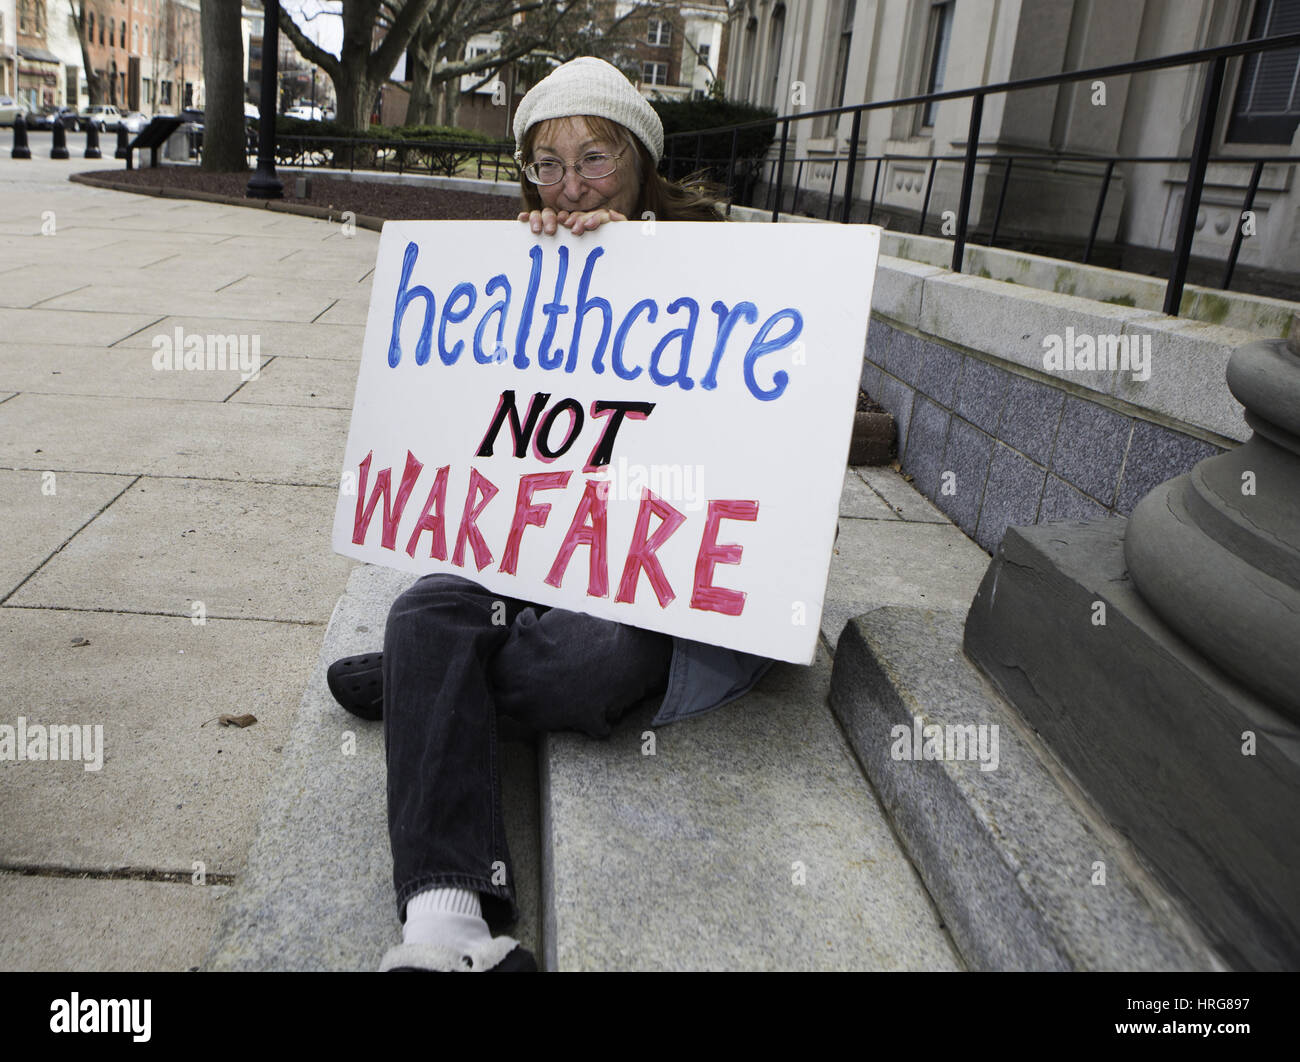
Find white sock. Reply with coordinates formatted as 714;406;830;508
402;887;493;954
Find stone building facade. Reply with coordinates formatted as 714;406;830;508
723;0;1300;276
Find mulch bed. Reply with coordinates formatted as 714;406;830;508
74;164;523;222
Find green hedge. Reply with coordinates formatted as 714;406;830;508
264;116;506;145
649;97;777;186
253;116;513;174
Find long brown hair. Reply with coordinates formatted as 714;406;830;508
518;114;724;222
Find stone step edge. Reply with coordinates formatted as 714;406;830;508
829;605;1226;971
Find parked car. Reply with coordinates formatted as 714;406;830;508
0;95;29;127
178;108;204;155
119;111;151;135
284;104;324;121
29;105;81;131
82;104;122;132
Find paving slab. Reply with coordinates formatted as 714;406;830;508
113;315;366;361
2;262;250;301
0;392;350;484
203;563;543;971
0;270;94;309
9;476;354;622
313;296;373;327
829;606;1225;971
0;307;162;347
0;873;231;972
821;517;990;645
39;284;336;324
839;467;902;519
0;469;134;599
542;641;963;971
0;341;245;402
227;355;359;410
854;465;949;522
0;608;321;875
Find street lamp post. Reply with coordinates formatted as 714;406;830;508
247;0;282;198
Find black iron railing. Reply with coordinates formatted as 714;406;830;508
242;135;519;181
664;31;1300;314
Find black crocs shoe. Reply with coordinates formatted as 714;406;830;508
326;653;384;721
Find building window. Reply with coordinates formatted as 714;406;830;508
89;11;95;39
764;4;786;108
741;17;758;99
643;61;668;86
920;0;954;128
132;24;138;53
820;0;856;135
99;18;104;45
1228;0;1300;143
648;19;671;46
698;42;711;66
109;18;115;47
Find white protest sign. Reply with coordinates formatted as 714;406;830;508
333;220;879;664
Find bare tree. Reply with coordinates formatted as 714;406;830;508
200;0;246;170
404;0;656;128
68;0;107;107
277;0;439;131
145;1;176;111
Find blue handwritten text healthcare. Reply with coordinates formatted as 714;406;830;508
386;241;803;402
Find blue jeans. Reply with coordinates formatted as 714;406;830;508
383;573;674;931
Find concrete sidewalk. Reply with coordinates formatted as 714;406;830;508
0;156;369;969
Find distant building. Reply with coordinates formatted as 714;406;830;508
15;0;66;109
622;0;729;100
724;0;1300;275
1;1;17;99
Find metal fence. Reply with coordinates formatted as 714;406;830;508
244;134;519;182
663;31;1300;314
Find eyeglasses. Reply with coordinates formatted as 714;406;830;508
523;151;624;186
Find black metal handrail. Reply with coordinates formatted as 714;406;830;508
664;30;1300;314
738;148;1299;288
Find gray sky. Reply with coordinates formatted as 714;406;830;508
281;1;344;59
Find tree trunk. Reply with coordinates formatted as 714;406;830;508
199;0;246;171
73;3;103;107
406;47;435;126
441;80;460;129
327;60;381;132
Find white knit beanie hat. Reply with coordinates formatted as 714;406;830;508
513;56;664;166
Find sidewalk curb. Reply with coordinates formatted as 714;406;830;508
69;171;388;231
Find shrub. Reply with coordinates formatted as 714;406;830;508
249;116;513;173
649;97;777;192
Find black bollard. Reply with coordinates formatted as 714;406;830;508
114;124;130;161
84;120;102;159
50;119;70;159
11;112;31;159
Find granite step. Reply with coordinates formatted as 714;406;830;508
829;604;1226;970
540;468;991;969
203;467;991;970
201;563;542;971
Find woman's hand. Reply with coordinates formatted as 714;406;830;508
518;206;628;236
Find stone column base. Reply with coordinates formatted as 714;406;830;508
963;520;1300;970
